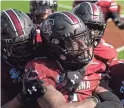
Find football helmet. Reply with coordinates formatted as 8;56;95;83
30;0;58;24
73;0;98;8
40;11;93;70
1;8;36;64
72;2;106;47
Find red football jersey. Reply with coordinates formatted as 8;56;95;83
94;39;118;64
25;57;106;102
36;29;42;43
96;0;119;21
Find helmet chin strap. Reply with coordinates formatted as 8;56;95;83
56;59;86;101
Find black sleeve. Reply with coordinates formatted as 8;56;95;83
95;91;123;108
99;79;113;91
110;12;124;29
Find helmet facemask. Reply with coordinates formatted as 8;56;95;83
35;7;52;24
86;22;106;47
30;0;57;24
72;2;106;47
2;38;34;64
49;31;93;69
1;28;37;64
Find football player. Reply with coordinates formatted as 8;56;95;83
24;11;123;108
72;0;124;29
1;8;43;107
28;0;58;53
72;2;118;65
72;2;124;105
28;0;57;26
2;10;123;108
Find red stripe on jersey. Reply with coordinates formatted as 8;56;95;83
6;9;24;36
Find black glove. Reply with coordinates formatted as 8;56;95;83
118;22;124;29
57;70;84;94
17;71;46;105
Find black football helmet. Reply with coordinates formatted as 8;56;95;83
72;2;106;47
30;0;58;24
1;8;37;65
40;11;93;70
73;0;98;8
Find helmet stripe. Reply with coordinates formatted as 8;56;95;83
87;2;93;15
3;10;18;36
62;11;80;24
91;3;100;20
11;9;26;35
6;9;24;36
92;3;100;15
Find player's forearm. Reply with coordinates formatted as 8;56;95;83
94;86;123;108
37;85;66;108
95;91;123;108
38;96;96;108
2;96;22;108
37;85;97;108
57;99;96;108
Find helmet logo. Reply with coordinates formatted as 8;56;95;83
42;19;54;36
9;68;20;79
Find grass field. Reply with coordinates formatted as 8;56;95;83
118;50;124;59
1;1;124;14
1;0;124;59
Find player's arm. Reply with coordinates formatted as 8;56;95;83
1;69;46;108
111;12;124;29
1;95;22;108
109;2;124;29
37;85;98;108
37;85;123;108
94;86;123;108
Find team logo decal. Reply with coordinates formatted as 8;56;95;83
9;68;20;79
42;19;54;37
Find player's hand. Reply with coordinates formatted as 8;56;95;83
17;71;46;105
118;21;124;29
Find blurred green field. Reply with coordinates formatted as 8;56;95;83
1;1;30;12
118;50;124;59
1;1;124;14
1;0;124;59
